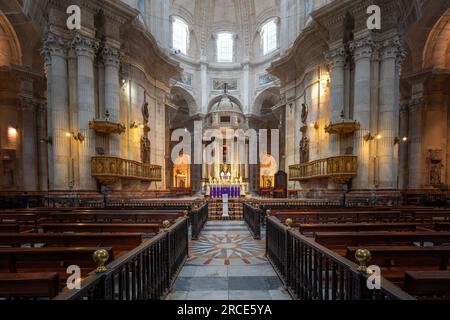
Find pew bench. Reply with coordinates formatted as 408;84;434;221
0;233;143;251
0;247;114;275
403;271;450;299
0;272;60;299
40;223;160;234
46;212;184;223
0;224;20;233
298;222;419;234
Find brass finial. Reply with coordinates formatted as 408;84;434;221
355;249;372;272
267;209;272;217
183;210;189;217
93;249;109;273
285;218;293;229
162;220;171;229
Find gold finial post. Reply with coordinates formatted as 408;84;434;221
162;220;171;230
267;209;272;217
355;249;372;272
285;218;293;230
93;249;110;273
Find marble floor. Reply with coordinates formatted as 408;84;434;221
166;221;292;300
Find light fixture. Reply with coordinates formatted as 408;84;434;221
402;137;408;142
394;136;408;145
363;133;374;142
72;132;85;142
40;137;53;144
65;132;72;138
130;121;144;129
310;122;319;130
376;134;382;140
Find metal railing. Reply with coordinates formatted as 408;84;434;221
289;156;357;181
91;156;162;184
189;203;209;240
243;203;262;239
54;217;189;300
266;216;416;300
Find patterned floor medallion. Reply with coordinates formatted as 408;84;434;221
188;233;266;266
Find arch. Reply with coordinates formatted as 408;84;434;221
207;94;243;113
0;11;22;66
423;9;450;70
170;84;198;115
252;85;281;115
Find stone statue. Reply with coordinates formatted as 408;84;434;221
141;136;151;164
301;103;308;124
300;136;309;164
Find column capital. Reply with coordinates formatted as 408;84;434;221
350;38;375;61
325;48;346;68
102;46;122;67
380;37;406;65
41;33;67;65
19;96;36;112
71;33;100;58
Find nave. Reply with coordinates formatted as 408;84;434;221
167;221;291;300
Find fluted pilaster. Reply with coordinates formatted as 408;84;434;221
41;33;70;190
325;48;347;157
350;38;374;189
103;45;121;157
378;37;405;189
20;97;38;191
72;33;99;190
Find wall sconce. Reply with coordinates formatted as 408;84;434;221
394;136;408;145
310;122;319;130
72;132;85;142
130;121;145;129
364;133;381;142
40;137;53;144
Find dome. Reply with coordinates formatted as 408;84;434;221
210;94;242;113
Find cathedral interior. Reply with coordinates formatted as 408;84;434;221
0;0;450;304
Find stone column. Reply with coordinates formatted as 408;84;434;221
326;48;346;157
42;33;70;190
20;97;37;191
200;60;208;113
351;38;373;189
72;33;99;190
398;102;409;189
103;45;121;157
378;37;405;189
36;102;48;191
408;97;424;189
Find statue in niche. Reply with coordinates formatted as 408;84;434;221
428;149;444;187
301;103;308;124
141;136;151;164
300;136;310;164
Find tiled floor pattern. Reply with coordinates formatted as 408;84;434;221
166;221;292;300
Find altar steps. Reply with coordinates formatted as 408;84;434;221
208;199;243;220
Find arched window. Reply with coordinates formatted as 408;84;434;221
261;19;277;55
217;32;233;62
172;17;189;54
137;0;145;22
306;0;314;17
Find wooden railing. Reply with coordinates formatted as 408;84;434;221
266;216;416;300
289;156;357;183
54;217;189;300
243;203;262;239
189;203;209;240
91;156;162;185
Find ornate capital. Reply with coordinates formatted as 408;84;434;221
41;33;67;65
71;33;100;58
102;46;122;67
325;48;347;68
381;37;406;64
19;96;36;112
350;38;375;61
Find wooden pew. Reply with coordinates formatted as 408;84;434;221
0;213;39;223
0;247;114;274
41;223;160;234
0;224;20;233
0;233;143;251
46;212;183;223
403;271;450;299
315;231;450;250
298;222;419;234
345;246;450;271
0;272;60;299
435;222;450;231
274;211;402;224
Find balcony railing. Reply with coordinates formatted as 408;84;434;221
92;156;162;185
289;156;357;184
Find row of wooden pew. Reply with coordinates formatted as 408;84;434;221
270;206;450;300
0;206;189;300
